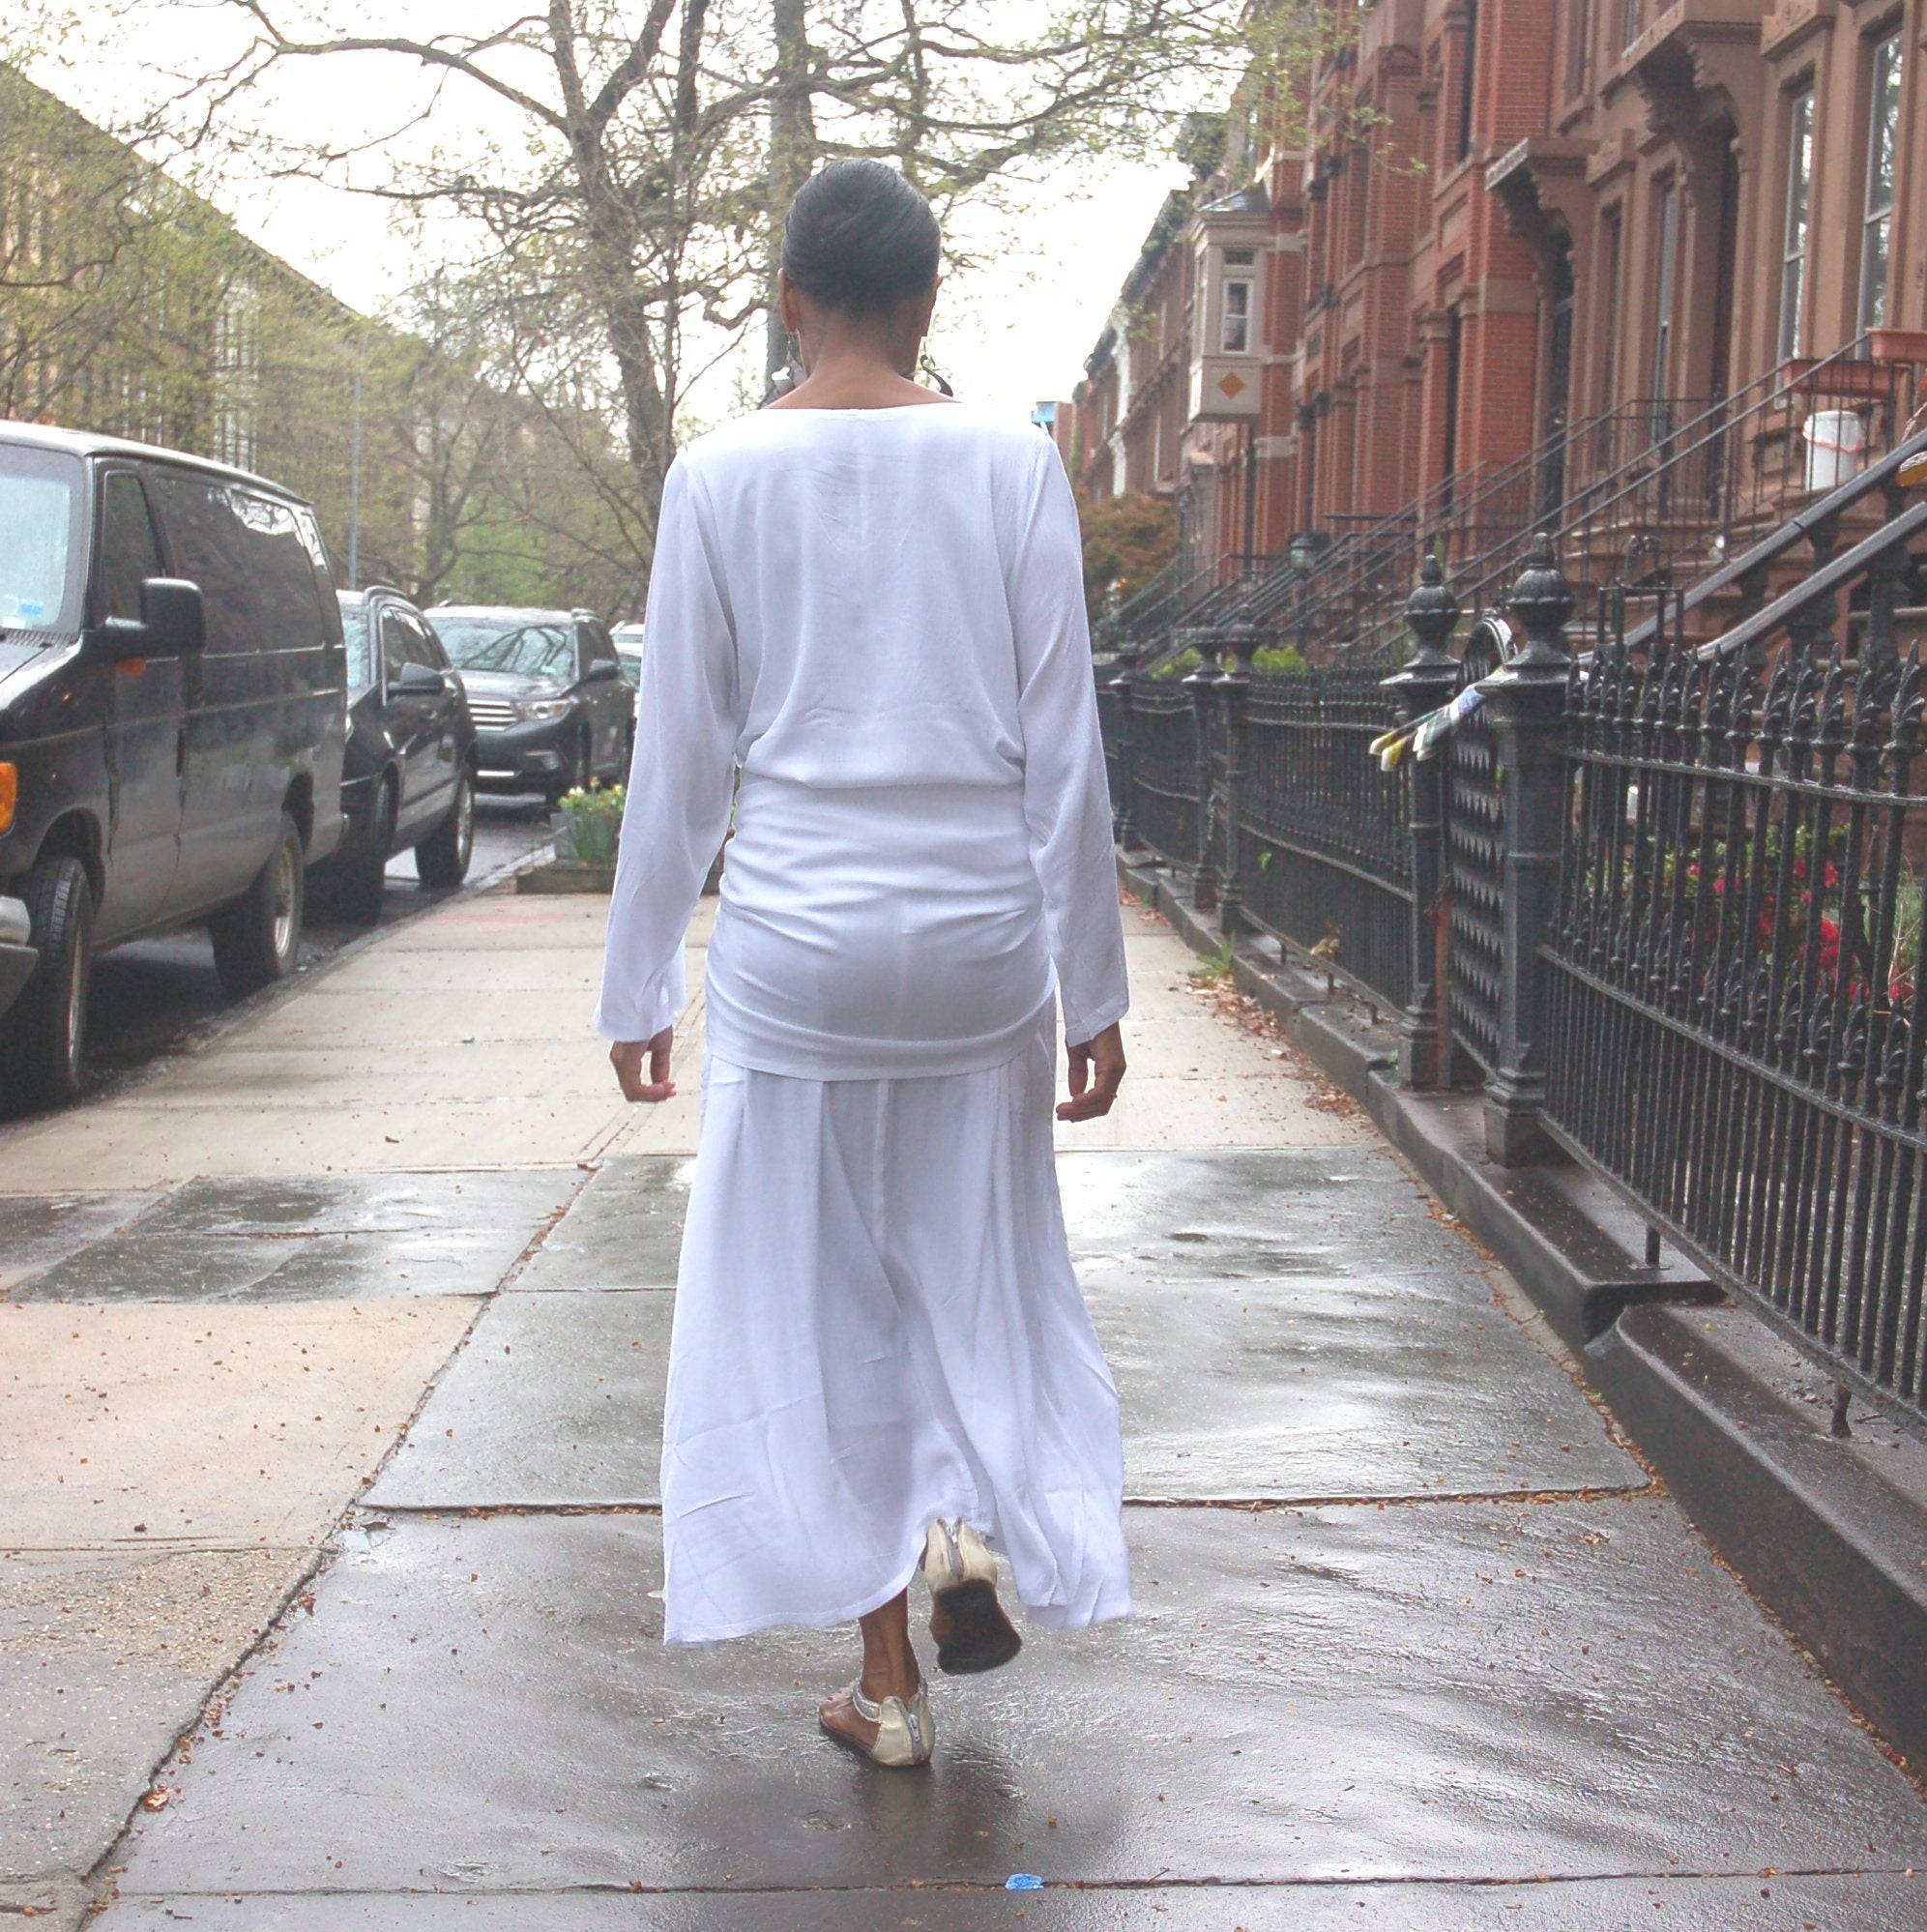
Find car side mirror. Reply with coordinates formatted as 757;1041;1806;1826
584;659;620;683
393;659;446;695
140;578;206;657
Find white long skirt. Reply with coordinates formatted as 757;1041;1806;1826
659;1014;1131;1646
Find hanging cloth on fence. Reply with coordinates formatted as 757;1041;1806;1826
1366;616;1518;772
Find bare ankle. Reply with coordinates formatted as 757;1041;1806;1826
861;1656;920;1703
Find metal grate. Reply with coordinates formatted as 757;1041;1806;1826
467;700;517;731
1547;637;1927;1418
1241;666;1414;1011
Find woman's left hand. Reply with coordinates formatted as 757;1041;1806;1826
610;1026;677;1102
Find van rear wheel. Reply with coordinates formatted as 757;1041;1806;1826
5;855;94;1111
210;812;305;999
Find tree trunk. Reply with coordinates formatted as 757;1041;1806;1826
765;0;819;386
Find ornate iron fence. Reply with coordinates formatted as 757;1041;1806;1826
1546;625;1927;1417
1446;621;1506;1076
1097;416;1927;1428
1241;666;1413;1011
1124;683;1201;870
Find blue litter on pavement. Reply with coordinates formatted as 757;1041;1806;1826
1006;1874;1043;1890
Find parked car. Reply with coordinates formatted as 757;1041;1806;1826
611;621;645;689
0;422;346;1108
321;587;478;922
431;605;630;803
611;621;645;751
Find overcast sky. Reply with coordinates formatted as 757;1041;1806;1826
32;6;1194;425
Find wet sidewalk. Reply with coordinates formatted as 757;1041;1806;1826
3;886;1923;1927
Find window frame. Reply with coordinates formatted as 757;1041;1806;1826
1220;275;1254;355
1779;82;1816;364
1857;31;1903;337
1651;175;1680;400
92;467;162;628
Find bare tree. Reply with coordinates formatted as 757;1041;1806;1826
80;0;1270;534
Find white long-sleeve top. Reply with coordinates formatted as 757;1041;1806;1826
594;403;1128;1079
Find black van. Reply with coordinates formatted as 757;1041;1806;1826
0;424;346;1108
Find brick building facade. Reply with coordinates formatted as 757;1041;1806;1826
1074;0;1927;633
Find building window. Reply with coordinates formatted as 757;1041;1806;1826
1221;277;1253;354
1598;207;1623;410
1651;177;1679;399
1620;0;1639;51
1565;0;1591;99
1457;0;1479;161
1779;84;1815;361
1858;33;1902;336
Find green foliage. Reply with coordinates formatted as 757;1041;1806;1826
553;779;625;865
1191;937;1235;983
1146;643;1307;681
1079;490;1178;617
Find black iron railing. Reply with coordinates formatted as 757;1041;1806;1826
1547;625;1927;1417
1446;621;1507;1076
1096;427;1927;1421
1241;665;1413;1012
1124;683;1201;868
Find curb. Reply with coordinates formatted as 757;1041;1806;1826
1122;849;1927;1774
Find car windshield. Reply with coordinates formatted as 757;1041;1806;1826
338;603;375;697
438;616;573;678
0;445;83;635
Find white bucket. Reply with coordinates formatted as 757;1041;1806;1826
1804;409;1867;492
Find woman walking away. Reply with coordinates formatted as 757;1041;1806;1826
596;159;1131;1770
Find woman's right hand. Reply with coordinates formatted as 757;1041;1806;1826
1057;1022;1125;1123
610;1026;677;1103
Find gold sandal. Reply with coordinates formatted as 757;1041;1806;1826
922;1519;1023;1675
822;1677;935;1768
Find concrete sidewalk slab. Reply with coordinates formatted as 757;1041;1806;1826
6;1169;577;1300
89;1873;1927;1930
15;1227;543;1303
1;1299;478;1547
377;897;610;951
133;1039;620;1107
131;1169;579;1238
372;1207;1635;1513
365;1290;670;1508
1062;1148;1477;1284
0;1193;153;1290
510;1156;691;1294
0;1098;625;1187
1;1544;299;1890
108;1508;1927;1899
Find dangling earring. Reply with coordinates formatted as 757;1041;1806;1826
919;351;954;397
787;331;804;384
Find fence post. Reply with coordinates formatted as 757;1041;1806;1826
1381;556;1461;1090
1478;533;1574;1165
1183;627;1224;911
1213;620;1260;938
1108;646;1141;852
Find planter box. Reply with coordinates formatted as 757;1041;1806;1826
517;861;617;895
1865;327;1927;366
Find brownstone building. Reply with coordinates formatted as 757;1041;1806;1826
1076;0;1927;646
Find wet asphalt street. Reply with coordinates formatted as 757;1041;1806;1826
74;795;552;1097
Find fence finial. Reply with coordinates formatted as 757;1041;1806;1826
1506;532;1575;671
1403;553;1461;669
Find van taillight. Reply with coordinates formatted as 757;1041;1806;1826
0;763;15;835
